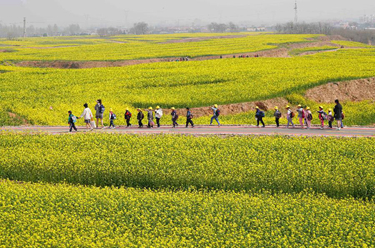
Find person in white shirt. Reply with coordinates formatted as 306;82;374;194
286;105;295;128
155;106;163;128
78;103;93;130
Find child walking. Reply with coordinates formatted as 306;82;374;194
68;111;78;132
305;107;312;129
317;106;326;129
186;107;194;128
137;108;144;128
109;108;116;129
171;107;179;128
327;108;334;128
286;106;295;128
124;108;132;128
274;106;281;127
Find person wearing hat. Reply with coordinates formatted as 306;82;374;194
255;106;265;128
155;106;163;128
186;107;194;128
296;104;305;129
147;107;154;128
327;108;334;128
274;106;281;128
286;105;295;128
305;107;313;129
137;108;144;128
124;108;132;128
317;106;326;129
109;108;116;129
210;104;221;126
170;107;179;128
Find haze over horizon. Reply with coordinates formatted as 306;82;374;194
1;0;374;28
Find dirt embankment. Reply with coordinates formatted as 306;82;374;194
305;77;375;103
167;98;289;118
170;77;375;118
8;112;29;125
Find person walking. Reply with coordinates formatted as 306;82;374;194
68;111;78;132
94;99;105;129
255;106;265;128
334;99;343;130
341;112;345;128
305;107;313;129
274;106;281;127
297;104;305;129
327;108;334;128
171;107;179;128
186;107;194;128
78;103;93;130
147;107;154;128
124;108;132;128
210;104;221;126
317;106;326;129
137;108;144;128
109;108;116;129
155;106;163;128
286;105;295;128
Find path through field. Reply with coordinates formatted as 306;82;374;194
2;126;374;137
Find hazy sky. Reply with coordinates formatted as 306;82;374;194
1;0;374;27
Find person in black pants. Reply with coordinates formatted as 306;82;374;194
171;107;179;128
68;111;77;132
186;108;194;128
255;106;265;128
274;106;281;127
137;108;144;128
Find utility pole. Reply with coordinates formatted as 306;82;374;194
23;17;26;38
294;1;298;24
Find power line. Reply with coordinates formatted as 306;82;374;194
294;0;298;23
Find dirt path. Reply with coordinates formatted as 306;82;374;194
1;125;374;137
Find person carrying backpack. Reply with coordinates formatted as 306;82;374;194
317;106;327;129
147;107;154;128
341;112;345;128
327;108;334;128
274;106;281;128
137;108;144;128
109;108;116;129
297;104;305;129
171;107;179;128
305;107;313;129
68;111;78;132
255;106;265;128
124;108;132;128
334;99;343;130
210;104;220;126
186;107;194;128
94;99;105;129
286;105;295;128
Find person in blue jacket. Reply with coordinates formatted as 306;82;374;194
255;106;265;128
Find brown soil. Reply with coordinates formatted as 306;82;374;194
305;77;375;103
161;35;249;44
298;48;338;56
316;35;346;42
8;112;29;125
166;98;289;118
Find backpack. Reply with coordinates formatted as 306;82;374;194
290;112;295;118
322;112;327;120
71;116;77;123
302;110;306;119
341;113;345;120
216;109;220;116
99;105;105;114
259;111;265;118
307;113;313;121
276;112;282;118
112;113;117;120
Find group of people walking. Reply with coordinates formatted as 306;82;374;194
67;99;344;132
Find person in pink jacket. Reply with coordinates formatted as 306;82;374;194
305;107;313;129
